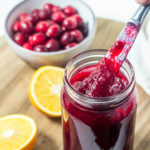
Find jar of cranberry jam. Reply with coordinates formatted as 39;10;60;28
61;49;137;150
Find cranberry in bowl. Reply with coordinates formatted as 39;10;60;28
4;0;96;68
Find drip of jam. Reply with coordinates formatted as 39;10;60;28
104;22;139;73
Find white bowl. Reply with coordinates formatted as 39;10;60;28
4;0;97;68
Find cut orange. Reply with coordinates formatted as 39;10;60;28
0;114;37;150
29;66;64;117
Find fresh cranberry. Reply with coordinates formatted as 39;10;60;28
46;24;61;38
29;33;46;45
35;21;49;33
33;45;48;52
65;42;77;49
19;13;29;21
78;24;88;36
72;14;83;26
32;9;40;20
20;20;33;34
52;6;61;12
45;39;60;51
71;29;83;43
62;17;77;30
63;6;77;16
43;3;53;13
22;42;33;50
13;32;26;46
38;9;50;20
12;21;20;32
51;11;65;23
60;32;73;46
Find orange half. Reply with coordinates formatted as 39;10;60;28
29;66;64;117
0;114;37;150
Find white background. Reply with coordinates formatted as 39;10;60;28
0;0;139;36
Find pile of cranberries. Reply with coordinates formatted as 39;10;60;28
12;3;88;52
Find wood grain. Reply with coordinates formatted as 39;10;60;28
0;18;150;150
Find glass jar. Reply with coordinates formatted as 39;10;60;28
61;49;137;150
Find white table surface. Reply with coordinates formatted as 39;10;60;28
0;0;139;37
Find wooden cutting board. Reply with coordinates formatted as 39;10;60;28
0;18;150;150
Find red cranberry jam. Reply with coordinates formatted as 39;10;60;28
61;49;137;150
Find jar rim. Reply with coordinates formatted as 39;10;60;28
64;49;135;107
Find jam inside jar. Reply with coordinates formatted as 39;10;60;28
61;49;137;150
